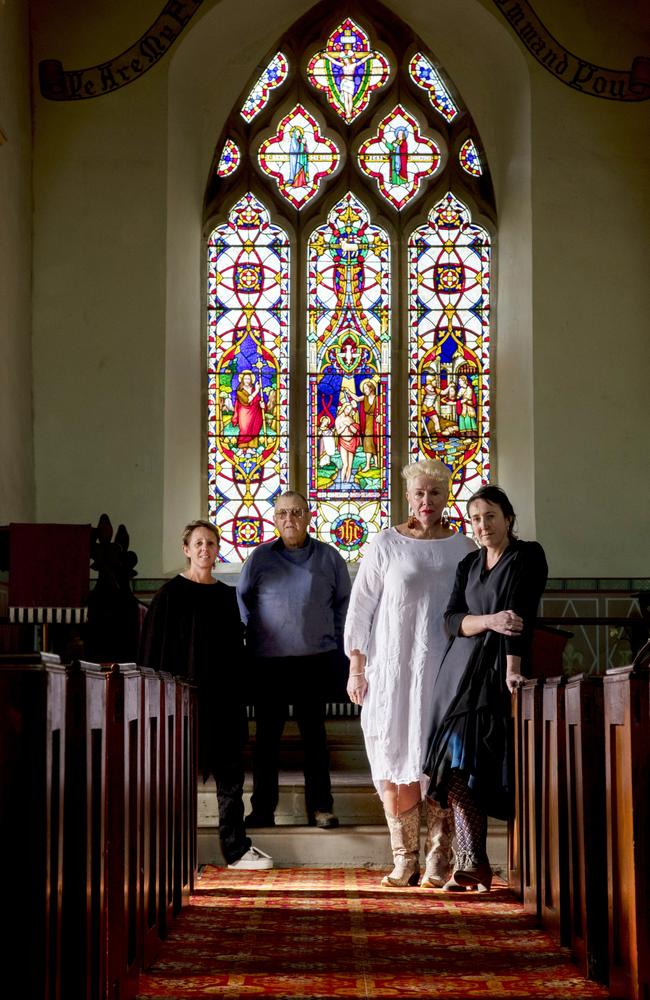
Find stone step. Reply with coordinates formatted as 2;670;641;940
197;773;508;873
198;772;385;827
198;820;508;873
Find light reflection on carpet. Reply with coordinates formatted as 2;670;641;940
136;867;608;998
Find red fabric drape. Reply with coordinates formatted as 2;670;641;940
8;523;91;611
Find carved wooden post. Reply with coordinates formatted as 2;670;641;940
140;667;163;968
105;663;143;998
0;655;67;1000
175;679;198;912
603;664;649;1000
521;678;544;920
507;685;523;898
159;671;178;938
564;673;607;984
540;675;569;945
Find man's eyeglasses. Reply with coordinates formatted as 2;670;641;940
274;507;308;519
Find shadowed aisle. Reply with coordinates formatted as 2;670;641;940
135;867;609;999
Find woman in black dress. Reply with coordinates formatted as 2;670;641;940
139;520;272;870
423;486;547;892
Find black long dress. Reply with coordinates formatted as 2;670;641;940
139;574;251;864
423;539;548;820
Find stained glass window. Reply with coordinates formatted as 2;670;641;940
307;193;391;559
408;192;491;530
207;194;290;562
459;137;483;177
358;105;442;210
307;18;389;123
240;52;289;122
409;53;458;122
206;12;494;561
258;104;340;209
216;139;240;177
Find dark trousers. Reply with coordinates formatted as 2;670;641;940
206;706;251;865
251;652;335;818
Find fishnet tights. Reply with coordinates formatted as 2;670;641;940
447;770;488;863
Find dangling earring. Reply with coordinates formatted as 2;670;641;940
407;512;419;529
441;508;450;528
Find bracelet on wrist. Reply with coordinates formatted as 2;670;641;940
349;671;365;677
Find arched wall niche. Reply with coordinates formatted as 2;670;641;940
162;0;532;572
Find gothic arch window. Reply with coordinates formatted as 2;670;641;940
205;2;495;563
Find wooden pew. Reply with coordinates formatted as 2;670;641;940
175;679;197;912
73;662;142;1000
603;663;650;1000
140;667;163;968
159;671;178;938
564;673;607;984
521;678;544;920
58;659;111;1000
0;654;196;997
508;686;524;898
0;655;66;1000
540;675;569;946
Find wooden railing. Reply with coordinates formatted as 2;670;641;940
0;655;197;1000
511;644;650;999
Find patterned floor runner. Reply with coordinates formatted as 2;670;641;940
136;866;608;999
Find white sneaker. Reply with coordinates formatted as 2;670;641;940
227;845;273;870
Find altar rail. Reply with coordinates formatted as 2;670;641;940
0;655;197;1000
510;650;649;999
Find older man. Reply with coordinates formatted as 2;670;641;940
237;490;351;829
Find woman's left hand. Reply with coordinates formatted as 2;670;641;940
506;671;526;693
505;654;525;693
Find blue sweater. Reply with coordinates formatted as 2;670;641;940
236;536;351;658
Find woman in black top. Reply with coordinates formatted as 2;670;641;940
139;520;272;870
423;486;548;891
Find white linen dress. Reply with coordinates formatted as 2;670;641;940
344;527;477;794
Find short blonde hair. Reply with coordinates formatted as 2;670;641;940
401;459;451;485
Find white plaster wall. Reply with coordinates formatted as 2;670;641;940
30;0;650;576
0;0;35;521
31;0;167;565
527;0;650;576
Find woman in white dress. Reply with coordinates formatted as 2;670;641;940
345;459;476;887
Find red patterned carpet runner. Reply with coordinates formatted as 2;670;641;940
137;867;608;998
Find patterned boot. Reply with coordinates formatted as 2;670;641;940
381;802;421;887
420;798;454;889
453;851;492;892
443;849;471;892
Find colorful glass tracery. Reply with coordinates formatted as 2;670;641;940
206;15;494;561
258;104;340;209
307;193;391;560
459;137;483;176
408;192;491;530
358;105;442;209
216;139;240;177
307;18;389;123
240;52;289;122
408;53;458;122
207;193;290;561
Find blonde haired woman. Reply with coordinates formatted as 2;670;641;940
345;460;476;887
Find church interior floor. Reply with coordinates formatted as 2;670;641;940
135;866;609;999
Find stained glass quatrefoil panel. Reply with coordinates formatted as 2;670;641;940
258;104;340;209
307;18;389;123
358;105;442;209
